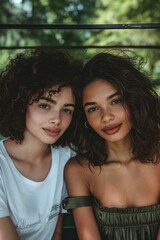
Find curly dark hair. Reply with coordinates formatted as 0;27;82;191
73;50;160;165
0;49;82;146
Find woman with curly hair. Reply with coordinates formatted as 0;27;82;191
63;51;160;240
0;49;82;240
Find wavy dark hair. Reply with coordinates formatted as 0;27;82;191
73;50;160;165
0;49;82;146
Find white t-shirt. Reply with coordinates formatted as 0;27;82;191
0;139;73;240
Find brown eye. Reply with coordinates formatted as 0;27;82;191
87;107;98;113
112;98;122;105
39;104;50;109
63;109;73;115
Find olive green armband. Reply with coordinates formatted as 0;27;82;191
62;196;91;213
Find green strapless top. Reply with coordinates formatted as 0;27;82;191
62;196;160;240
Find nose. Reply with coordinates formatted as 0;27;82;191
49;111;61;125
101;107;114;123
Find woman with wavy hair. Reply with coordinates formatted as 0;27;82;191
0;49;82;240
63;51;160;240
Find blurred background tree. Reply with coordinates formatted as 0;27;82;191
0;0;160;91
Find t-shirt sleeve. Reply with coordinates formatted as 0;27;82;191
0;169;10;217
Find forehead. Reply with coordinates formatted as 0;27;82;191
83;79;117;100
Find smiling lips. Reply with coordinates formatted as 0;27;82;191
43;128;61;137
102;123;122;135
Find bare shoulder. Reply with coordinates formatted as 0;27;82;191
65;157;89;176
64;157;91;195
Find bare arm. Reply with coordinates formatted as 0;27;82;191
72;206;101;240
51;213;63;240
0;216;19;240
64;158;101;240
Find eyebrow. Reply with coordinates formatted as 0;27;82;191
83;91;119;107
40;97;75;108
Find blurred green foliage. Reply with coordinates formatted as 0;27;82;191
0;0;160;92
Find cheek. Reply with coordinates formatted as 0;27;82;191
121;110;132;130
25;114;35;130
25;110;42;128
86;114;99;128
125;118;132;131
62;115;73;128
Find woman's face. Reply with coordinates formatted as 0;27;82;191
25;86;75;145
82;79;132;144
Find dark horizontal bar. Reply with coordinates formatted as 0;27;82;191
0;45;160;50
0;23;160;30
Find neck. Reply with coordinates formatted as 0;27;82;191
5;138;50;164
106;140;134;163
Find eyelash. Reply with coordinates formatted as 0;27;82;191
112;98;122;105
39;103;50;109
38;104;73;115
86;98;122;113
63;109;73;115
87;107;98;113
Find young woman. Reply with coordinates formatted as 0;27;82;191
63;51;160;240
0;49;82;240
